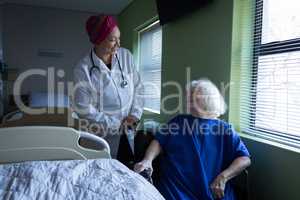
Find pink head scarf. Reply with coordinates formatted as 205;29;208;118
86;15;118;45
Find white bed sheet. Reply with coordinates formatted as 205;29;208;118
0;159;165;200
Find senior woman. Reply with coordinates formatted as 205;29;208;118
73;15;144;158
134;78;251;200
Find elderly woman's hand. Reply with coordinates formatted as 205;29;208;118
134;159;153;176
210;173;227;199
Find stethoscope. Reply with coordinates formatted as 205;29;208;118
89;50;128;88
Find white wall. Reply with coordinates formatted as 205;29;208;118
2;4;94;95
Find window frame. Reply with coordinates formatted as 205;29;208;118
137;20;162;114
248;0;300;145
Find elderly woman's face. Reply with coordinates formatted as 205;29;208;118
98;26;121;55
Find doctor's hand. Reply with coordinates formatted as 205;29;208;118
122;115;139;130
210;173;227;199
134;159;153;176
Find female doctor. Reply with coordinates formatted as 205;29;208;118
73;15;144;158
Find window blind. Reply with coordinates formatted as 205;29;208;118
237;0;300;147
138;22;162;113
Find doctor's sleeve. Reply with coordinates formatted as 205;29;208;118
73;67;121;132
129;61;144;120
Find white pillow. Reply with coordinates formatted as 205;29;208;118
29;92;69;108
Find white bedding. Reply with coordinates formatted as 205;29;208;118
0;159;165;200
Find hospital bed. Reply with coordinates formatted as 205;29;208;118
0;126;110;163
0;126;165;200
0;92;144;159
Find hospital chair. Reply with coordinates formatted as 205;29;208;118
231;169;251;200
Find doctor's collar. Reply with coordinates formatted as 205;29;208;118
91;49;109;67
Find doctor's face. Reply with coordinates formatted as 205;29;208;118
98;26;121;55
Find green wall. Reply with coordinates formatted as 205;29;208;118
118;0;300;200
243;137;300;200
118;0;232;122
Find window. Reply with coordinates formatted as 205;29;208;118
237;0;300;147
138;21;162;113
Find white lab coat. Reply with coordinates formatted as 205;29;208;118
73;47;144;157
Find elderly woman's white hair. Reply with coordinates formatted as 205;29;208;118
186;78;227;118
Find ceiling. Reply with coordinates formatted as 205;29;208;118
0;0;134;14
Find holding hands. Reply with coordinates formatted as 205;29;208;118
134;159;153;176
121;115;139;130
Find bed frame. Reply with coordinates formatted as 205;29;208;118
0;126;111;164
